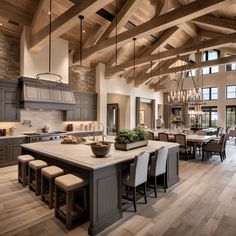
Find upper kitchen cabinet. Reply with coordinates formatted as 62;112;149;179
63;91;97;121
0;80;20;122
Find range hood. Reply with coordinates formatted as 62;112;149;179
18;77;75;110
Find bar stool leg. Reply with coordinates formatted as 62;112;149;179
49;179;54;209
41;175;45;201
35;169;40;196
22;164;27;187
66;191;73;229
18;163;21;184
54;185;59;218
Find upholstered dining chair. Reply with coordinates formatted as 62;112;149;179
202;133;227;162
122;152;150;212
148;146;168;198
158;132;169;142
175;133;192;159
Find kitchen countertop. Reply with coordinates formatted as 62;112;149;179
0;130;102;140
21;139;179;170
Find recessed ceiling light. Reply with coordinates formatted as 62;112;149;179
48;11;51;15
83;30;86;33
0;23;3;26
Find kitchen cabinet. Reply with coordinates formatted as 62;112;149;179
0;80;20;122
63;92;97;121
0;137;27;167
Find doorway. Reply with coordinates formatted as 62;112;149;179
107;103;119;135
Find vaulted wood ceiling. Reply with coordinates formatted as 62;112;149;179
0;0;236;90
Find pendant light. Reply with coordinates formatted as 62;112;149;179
36;0;62;83
70;15;91;80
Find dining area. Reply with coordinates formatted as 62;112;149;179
149;127;230;162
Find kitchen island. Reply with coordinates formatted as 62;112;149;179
21;140;179;235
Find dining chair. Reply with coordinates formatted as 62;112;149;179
158;132;169;142
122;152;150;212
175;133;192;159
148;131;155;140
202;133;227;162
148;146;168;198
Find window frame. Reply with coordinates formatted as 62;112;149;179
226;85;236;99
202;87;218;101
201;106;218;128
202;50;220;74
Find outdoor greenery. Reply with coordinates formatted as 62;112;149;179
115;126;148;144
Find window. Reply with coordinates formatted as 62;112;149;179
202;87;218;100
201;107;218;128
226;106;236;127
226;85;236;99
202;50;219;74
226;63;236;71
185;70;196;78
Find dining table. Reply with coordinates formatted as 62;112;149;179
153;131;216;159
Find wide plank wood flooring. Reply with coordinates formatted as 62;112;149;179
1;140;236;236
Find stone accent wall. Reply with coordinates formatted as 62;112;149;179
0;32;20;80
69;66;96;93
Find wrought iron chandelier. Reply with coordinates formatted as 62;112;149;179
36;0;62;84
167;54;205;107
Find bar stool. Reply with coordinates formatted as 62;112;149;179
55;174;88;229
41;166;64;209
28;160;48;196
17;155;35;187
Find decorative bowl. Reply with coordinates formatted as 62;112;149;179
90;141;111;157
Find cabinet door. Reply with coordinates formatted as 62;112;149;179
9;137;27;161
0;140;10;164
2;88;19;121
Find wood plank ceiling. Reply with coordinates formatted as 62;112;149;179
0;0;236;90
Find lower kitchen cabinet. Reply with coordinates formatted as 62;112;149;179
0;137;27;167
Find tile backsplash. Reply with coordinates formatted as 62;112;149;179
0;109;98;135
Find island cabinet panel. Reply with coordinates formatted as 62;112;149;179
63;92;97;121
0;80;20;122
89;165;122;236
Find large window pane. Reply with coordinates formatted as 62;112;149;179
226;107;236;127
201;107;218;128
202;50;219;74
226;85;236;99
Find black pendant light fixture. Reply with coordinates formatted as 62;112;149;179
36;0;62;83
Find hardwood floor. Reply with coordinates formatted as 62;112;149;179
1;140;236;236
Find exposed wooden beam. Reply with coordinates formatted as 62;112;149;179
0;0;32;26
30;0;113;52
134;55;236;81
178;22;198;37
199;29;225;39
192;15;236;32
80;0;234;63
151;0;165;17
30;0;49;35
108;32;236;71
97;0;143;43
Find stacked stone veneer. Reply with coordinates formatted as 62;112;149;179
0;32;20;80
69;66;96;93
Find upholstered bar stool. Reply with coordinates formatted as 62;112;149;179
41;166;64;209
17;155;35;187
28;160;48;196
54;174;88;229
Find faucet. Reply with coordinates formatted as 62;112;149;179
93;122;109;141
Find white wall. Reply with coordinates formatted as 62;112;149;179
20;27;69;83
163;64;236;127
107;93;131;130
96;63;163;130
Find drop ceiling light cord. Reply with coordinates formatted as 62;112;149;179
79;15;84;66
115;0;118;67
133;38;136;77
49;0;52;73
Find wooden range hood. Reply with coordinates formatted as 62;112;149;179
18;77;75;110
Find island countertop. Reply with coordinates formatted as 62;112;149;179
21;139;179;170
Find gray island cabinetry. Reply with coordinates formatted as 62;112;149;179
21;140;179;235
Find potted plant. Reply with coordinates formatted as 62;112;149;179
114;126;149;151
